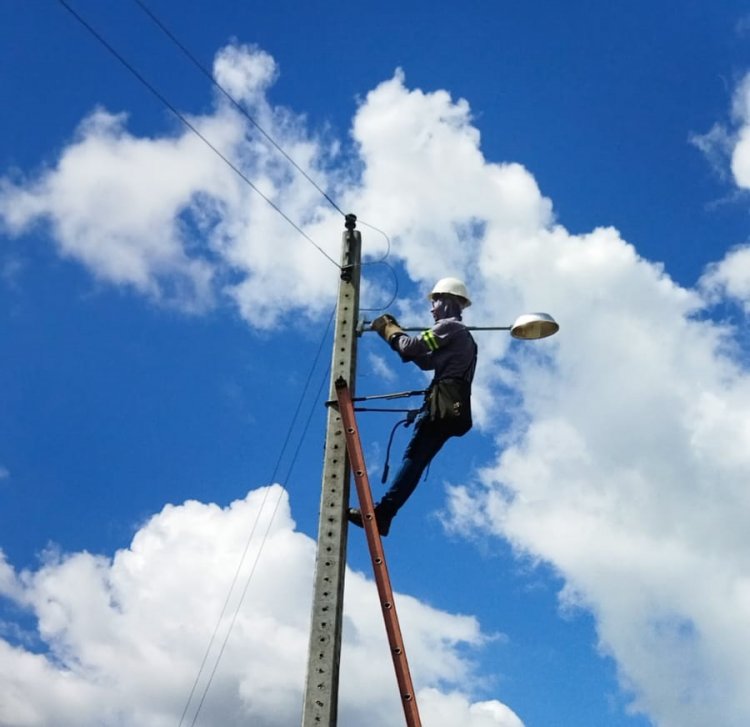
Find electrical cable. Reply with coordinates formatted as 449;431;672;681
129;0;402;313
131;0;348;220
56;0;341;270
283;360;332;484
72;0;402;314
188;338;332;727
355;221;399;312
177;309;336;727
56;3;409;717
359;258;400;312
359;219;392;263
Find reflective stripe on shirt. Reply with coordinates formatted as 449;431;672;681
421;329;439;351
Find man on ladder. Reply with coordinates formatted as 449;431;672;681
349;277;478;536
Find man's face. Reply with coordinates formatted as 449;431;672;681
431;295;451;321
431;294;463;322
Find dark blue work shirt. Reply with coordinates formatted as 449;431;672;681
392;317;477;384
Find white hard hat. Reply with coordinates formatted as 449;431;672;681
428;277;471;307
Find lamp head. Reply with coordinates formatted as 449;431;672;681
510;313;559;340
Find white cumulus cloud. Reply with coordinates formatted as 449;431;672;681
731;73;750;188
0;44;346;326
344;56;750;727
0;487;520;727
0;108;239;311
701;243;750;313
692;72;750;315
213;43;278;103
5;40;750;727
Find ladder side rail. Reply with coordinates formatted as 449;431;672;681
335;378;422;727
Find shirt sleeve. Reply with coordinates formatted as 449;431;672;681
390;319;476;379
390;321;460;368
391;329;437;356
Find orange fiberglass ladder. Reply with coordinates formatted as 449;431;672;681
334;377;422;727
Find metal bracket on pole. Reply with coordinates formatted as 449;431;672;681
334;377;423;727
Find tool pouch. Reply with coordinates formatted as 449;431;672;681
428;378;472;436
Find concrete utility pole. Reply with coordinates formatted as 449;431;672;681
301;214;361;727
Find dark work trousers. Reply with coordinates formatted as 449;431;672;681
376;410;453;524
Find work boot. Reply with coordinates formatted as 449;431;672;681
347;507;391;537
347;507;364;528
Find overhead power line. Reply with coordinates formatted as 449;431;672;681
82;0;402;310
131;0;348;220
56;0;341;270
178;308;336;727
129;0;402;303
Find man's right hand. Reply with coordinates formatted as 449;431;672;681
371;314;404;342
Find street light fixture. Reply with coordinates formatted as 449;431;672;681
365;312;560;339
508;312;559;340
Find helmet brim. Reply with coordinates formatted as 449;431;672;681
428;292;471;308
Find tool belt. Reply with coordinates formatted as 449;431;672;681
427;378;472;436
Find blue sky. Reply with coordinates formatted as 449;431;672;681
2;2;750;726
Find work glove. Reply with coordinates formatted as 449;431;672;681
371;314;405;343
